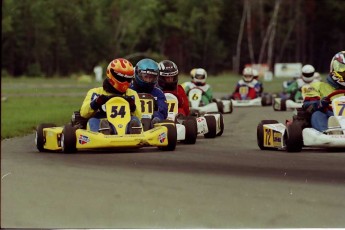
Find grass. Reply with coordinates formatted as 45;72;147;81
1;73;325;139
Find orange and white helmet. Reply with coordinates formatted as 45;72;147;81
106;58;134;93
242;67;254;82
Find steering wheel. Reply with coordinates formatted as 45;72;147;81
324;89;345;102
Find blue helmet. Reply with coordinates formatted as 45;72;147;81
134;58;159;92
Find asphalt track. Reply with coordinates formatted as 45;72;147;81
1;106;345;228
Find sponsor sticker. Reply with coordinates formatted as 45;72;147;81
78;134;90;145
158;132;167;143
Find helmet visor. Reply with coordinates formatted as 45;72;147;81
195;74;205;80
243;75;253;82
111;69;132;83
139;70;158;83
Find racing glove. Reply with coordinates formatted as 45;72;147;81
124;95;136;113
90;95;110;110
319;97;330;109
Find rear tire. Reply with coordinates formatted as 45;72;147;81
61;124;77;153
257;120;278;150
261;93;273;106
35;123;57;152
285;122;303;152
204;116;217;138
182;118;197;144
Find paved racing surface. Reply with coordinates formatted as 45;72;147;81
2;106;345;228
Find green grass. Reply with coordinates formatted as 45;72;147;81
1;73;325;139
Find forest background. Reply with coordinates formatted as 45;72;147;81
2;0;344;78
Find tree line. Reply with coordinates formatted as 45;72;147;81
2;0;344;77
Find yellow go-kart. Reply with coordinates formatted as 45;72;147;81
35;96;177;153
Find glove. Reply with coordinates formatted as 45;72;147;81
90;95;110;110
124;95;136;113
319;97;330;109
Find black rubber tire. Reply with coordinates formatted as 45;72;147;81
261;93;273;106
281;98;287;111
61;123;77;153
216;113;224;136
204;116;217;138
182;118;197;144
159;124;177;151
257;120;278;150
35;123;57;152
285;122;303;152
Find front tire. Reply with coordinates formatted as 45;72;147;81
257;120;278;150
159;124;177;151
285;122;303;152
61;124;77;153
204;116;217;138
35;123;57;152
182;118;197;144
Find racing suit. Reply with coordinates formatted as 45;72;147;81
302;76;342;131
231;79;262;100
183;82;213;105
161;84;190;116
80;87;142;132
287;78;319;102
130;84;168;121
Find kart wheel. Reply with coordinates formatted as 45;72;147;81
261;93;273;106
182;118;197;144
257;120;278;150
216;101;224;113
141;118;151;131
280;99;287;111
217;113;224;136
61;124;77;153
159;124;177;151
285;122;303;152
228;100;233;114
204;116;217;138
35;123;57;152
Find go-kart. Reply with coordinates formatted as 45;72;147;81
223;86;272;107
257;90;345;152
138;93;197;144
272;97;303;111
188;88;233;115
165;93;224;139
35;95;177;153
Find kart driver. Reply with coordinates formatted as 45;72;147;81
183;68;213;106
302;51;345;132
130;58;168;127
231;67;263;100
286;64;320;102
157;60;190;116
80;58;142;134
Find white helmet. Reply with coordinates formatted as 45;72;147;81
242;67;254;82
301;64;315;83
252;69;259;79
193;68;207;86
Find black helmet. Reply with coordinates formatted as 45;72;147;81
158;60;179;90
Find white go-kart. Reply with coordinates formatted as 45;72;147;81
188;88;233;115
229;86;273;107
272;97;303;111
257;90;345;152
165;93;224;139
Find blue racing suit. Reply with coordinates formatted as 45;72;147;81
130;84;168;120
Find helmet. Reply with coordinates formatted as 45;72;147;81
252;69;259;80
134;58;159;92
313;72;322;81
193;68;207;86
330;51;345;87
106;58;134;93
190;68;197;79
301;64;315;83
158;60;179;90
242;67;254;82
